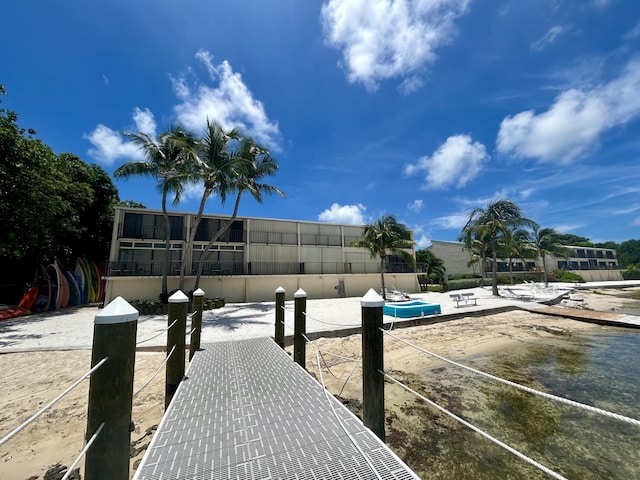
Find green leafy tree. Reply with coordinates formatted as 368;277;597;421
617;239;640;268
350;215;415;300
462;200;534;296
193;136;284;289
458;222;491;284
113;126;198;301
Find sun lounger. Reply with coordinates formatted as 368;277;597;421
501;288;535;301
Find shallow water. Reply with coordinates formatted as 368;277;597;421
397;328;640;479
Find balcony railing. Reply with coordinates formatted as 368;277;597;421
107;261;415;277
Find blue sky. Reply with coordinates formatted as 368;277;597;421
3;0;640;248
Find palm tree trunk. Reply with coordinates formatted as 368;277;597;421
179;188;211;290
193;192;243;290
491;243;499;296
161;194;170;302
379;254;386;300
542;254;548;287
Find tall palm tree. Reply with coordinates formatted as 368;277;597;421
462;199;534;296
193;137;284;289
458;222;491;286
350;215;415;300
530;226;568;286
178;121;241;290
113;125;198;301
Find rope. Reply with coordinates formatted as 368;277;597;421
0;357;108;448
187;310;199;319
133;346;176;398
187;327;197;336
312;347;383;480
301;332;360;380
381;330;640;428
136;319;178;345
61;422;105;480
302;310;360;328
382;372;568;480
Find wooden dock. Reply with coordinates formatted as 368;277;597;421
133;337;418;480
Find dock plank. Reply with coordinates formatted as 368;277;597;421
134;337;418;480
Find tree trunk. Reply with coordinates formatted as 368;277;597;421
542;254;548;287
179;188;211;290
379;254;386;300
491;241;499;296
193;192;243;290
161;195;170;302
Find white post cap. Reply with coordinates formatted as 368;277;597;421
294;288;307;298
275;286;286;294
193;288;205;297
95;296;139;325
361;288;384;308
169;290;189;303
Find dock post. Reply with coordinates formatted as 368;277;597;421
166;290;188;409
275;286;286;348
190;288;205;360
294;288;307;369
361;288;385;442
85;296;138;480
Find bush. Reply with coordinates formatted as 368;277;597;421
622;263;640;280
446;278;482;291
551;269;585;283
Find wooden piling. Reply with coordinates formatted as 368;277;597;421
293;288;307;369
275;286;286;349
361;288;385;442
85;296;138;480
190;288;204;360
165;290;188;409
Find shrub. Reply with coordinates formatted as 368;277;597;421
622;263;640;280
446;278;482;291
551;269;585;283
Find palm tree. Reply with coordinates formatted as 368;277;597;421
178;121;241;290
462;199;534;296
499;228;536;285
458;222;491;286
350;215;415;300
193;137;284;289
530;226;568;286
113;125;198;301
416;249;445;285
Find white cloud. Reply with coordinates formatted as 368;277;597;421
407;199;424;213
632;217;640;226
85;107;158;165
530;25;567;52
172;50;281;150
132;107;157;138
497;58;640;164
624;20;640;40
85;124;141;166
404;134;489;190
318;203;367;224
102;74;109;86
320;0;470;92
432;213;468;230
413;234;431;250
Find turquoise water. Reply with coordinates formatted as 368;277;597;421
393;329;640;479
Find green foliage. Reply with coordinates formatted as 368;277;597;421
551;233;593;247
617;240;640;268
117;199;147;209
550;270;585;283
446;278;483;291
622;263;640;280
0;85;119;302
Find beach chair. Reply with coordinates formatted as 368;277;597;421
501;288;534;301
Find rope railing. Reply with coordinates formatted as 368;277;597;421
302;310;360;328
310;342;383;480
133;345;177;398
301;332;361;382
382;329;640;428
60;422;105;480
382;371;568;480
0;357;108;448
136;319;178;345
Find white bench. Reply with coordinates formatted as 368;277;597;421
449;293;478;308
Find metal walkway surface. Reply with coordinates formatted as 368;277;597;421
134;337;419;480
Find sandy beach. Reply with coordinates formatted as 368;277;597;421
1;284;639;479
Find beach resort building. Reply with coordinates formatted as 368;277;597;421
429;240;622;282
104;207;418;303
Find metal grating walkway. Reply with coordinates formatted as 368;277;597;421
134;337;419;480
